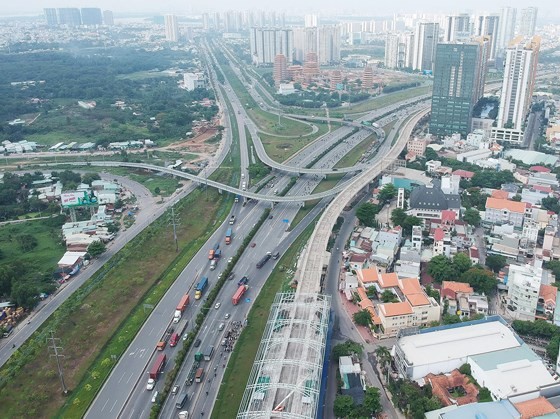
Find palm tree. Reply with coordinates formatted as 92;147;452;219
375;345;392;381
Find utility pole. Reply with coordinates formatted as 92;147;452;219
47;331;68;394
169;206;180;252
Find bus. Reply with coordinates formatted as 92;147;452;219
176;388;189;409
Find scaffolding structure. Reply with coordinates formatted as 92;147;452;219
237;292;331;419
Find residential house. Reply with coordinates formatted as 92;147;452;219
452;169;475;180
426;160;442;173
408;182;461;221
433;228;452;257
537;284;558;319
521;185;552;205
484;197;528;228
338;355;366;404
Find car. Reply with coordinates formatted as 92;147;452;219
238;276;249;286
268;215;273;219
183;333;189;341
218;323;225;331
228;257;233;264
225;313;230;319
172;385;180;395
151;391;159;403
218;272;223;279
194;338;201;347
214;302;221;309
146;378;155;391
241;173;245;178
272;251;280;260
221;339;227;346
250;243;256;248
226;272;235;281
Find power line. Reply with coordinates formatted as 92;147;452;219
47;331;68;394
169;206;180;252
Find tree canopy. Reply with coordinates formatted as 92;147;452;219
486;254;506;273
356;202;379;227
463;208;481;226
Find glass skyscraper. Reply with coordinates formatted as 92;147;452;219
430;41;487;138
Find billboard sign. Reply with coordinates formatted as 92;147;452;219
61;191;98;208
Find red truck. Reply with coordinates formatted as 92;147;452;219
232;285;248;305
169;332;180;347
149;353;167;380
174;294;190;323
225;228;232;245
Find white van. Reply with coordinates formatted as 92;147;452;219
151;390;159;403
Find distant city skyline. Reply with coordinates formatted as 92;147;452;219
1;1;559;20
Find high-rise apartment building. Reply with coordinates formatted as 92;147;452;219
103;10;114;26
494;36;540;143
430;41;487;137
474;14;500;60
444;14;471;42
518;7;538;37
81;8;102;26
507;263;543;320
413;22;439;73
57;8;81;27
164;14;179;42
202;13;210;30
385;33;414;69
250;28;293;65
317;25;341;64
44;8;58;26
213;12;220;30
293;27;318;63
273;54;288;86
305;14;319;28
497;7;517;56
362;66;374;89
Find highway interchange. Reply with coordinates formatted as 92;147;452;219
2;38;431;419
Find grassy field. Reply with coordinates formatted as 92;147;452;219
329;85;432;119
288;174;345;230
0;217;66;274
334;133;377;169
211;221;316;419
260;122;329;163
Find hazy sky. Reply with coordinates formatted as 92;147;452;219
2;0;559;19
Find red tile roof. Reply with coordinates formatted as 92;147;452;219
486;197;527;213
514;396;556;419
441;210;456;222
491;190;510;199
469;247;479;259
379;301;413;316
452;169;475;179
530;165;552;173
539;284;558;305
442;281;474;299
434;228;445;241
532;185;552;193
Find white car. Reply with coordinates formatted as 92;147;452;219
225;313;230;319
228;257;233;264
218;272;223;279
146;378;155;391
151;390;159;403
215;302;221;309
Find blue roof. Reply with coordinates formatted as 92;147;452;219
440;400;520;419
469;344;539;371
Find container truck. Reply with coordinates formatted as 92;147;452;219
194;277;208;300
229;215;235;224
232;285;248;305
195;368;204;383
225;228;233;245
214;249;222;259
149;353;167;380
174;294;190;323
203;345;215;361
256;254;271;269
208;243;219;260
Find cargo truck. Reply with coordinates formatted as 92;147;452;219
194;277;208;300
214;249;222;259
225;228;233;245
232;285;248;305
195;368;204;383
169;332;180;347
229;215;235;225
256;254;271;269
157;326;174;350
203;345;214;361
208;243;219;260
174;294;190;323
149;353;167;380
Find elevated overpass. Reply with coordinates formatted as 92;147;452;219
51;161;363;203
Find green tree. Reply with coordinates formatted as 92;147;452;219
402;216;422;235
428;255;456;283
546;261;560;280
82;172;101;185
463;208;481;226
425;284;440;300
542;197;560;214
356;202;379;227
363;387;382;415
378;184;397;204
154;186;161;195
88;240;107;258
107;223;120;234
478;387;492;402
381;290;398;302
332;340;363;359
333;395;355;418
486;254;506;273
16;234;38;252
425;148;439;161
11;281;38;309
391;208;407;226
353;309;372;327
459;363;472;375
459;267;497;295
453;253;472;274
